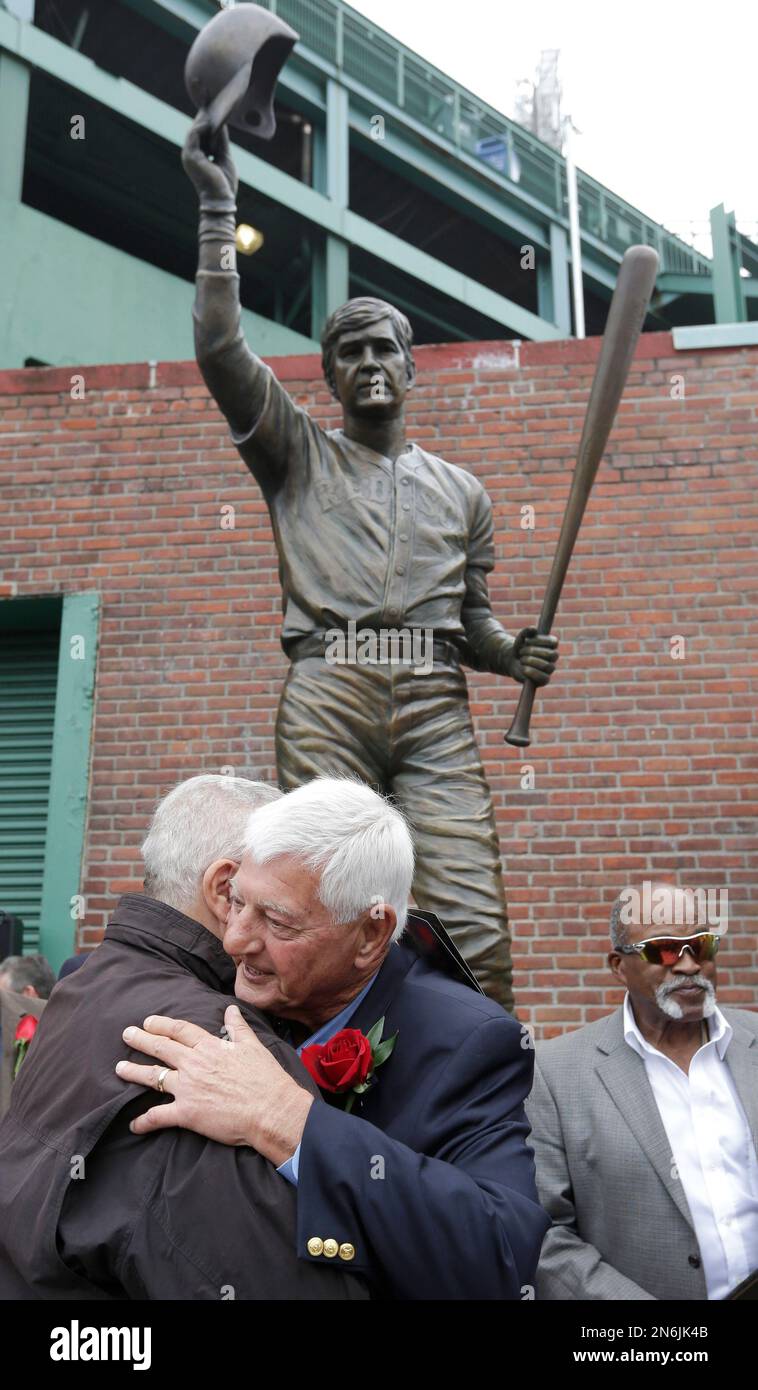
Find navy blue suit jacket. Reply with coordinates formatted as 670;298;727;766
296;940;549;1299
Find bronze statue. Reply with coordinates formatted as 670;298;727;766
181;13;558;1009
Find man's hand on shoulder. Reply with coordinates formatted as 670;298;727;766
115;1005;313;1167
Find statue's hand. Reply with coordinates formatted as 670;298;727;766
505;629;559;686
182;112;239;205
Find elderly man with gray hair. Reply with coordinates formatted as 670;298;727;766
0;774;366;1302
525;882;758;1300
0;954;56;1119
0;954;56;1001
115;775;549;1300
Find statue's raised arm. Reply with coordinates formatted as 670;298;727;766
184;114;300;493
182;6;300;492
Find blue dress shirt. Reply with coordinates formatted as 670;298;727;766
277;972;379;1185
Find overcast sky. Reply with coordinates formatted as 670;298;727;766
348;0;756;254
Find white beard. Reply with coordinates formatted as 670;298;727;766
656;977;717;1020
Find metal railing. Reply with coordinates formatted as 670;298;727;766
266;0;711;275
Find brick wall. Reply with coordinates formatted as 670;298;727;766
1;331;756;1034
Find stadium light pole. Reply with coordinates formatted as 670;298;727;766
563;115;585;339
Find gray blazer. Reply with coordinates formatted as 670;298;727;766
525;1005;758;1300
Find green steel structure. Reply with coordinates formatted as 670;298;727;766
0;0;755;366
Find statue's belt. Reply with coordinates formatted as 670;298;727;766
286;632;461;668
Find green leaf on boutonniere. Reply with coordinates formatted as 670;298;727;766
371;1032;398;1068
340;1017;398;1113
365;1016;385;1052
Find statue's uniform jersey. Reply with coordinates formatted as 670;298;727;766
229;358;513;670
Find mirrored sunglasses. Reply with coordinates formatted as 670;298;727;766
619;932;721;966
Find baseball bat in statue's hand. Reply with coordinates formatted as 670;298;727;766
504;244;660;748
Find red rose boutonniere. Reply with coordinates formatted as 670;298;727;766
13;1013;39;1080
300;1016;398;1113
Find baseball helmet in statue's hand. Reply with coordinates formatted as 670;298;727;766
184;4;299;140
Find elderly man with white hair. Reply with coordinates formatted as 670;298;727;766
116;776;549;1300
0;775;366;1302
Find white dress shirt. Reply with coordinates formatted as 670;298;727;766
623;993;758;1299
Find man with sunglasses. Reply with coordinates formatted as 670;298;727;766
525;883;758;1299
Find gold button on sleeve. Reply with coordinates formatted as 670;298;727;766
338;1243;356;1261
322;1238;339;1258
307;1237;324;1257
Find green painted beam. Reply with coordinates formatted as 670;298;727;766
3;0;34;18
312;120;327;196
0;197;317;367
346;107;547;254
347;95;550;251
738;229;758;279
346;100;628;304
649;293;681;310
125;0;327;115
548;223;571;334
311;233;348;330
0;45;29;200
278;59;327;120
658;271;758;301
573;233;634;290
324;77;349;316
325;234;349;317
536;256;553;325
673;323;758;350
310;237;326;338
657;272;714;296
710;203;746;324
329;50;706;288
0;8;196;144
343;208;562;340
122;0;213;41
352;270;477;341
0;11;344;238
38;592;100;972
326;77;349;206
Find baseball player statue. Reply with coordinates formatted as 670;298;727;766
182;51;558;1007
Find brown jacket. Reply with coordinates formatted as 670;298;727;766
0;989;46;1120
0;895;367;1301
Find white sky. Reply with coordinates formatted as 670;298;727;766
347;0;757;253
